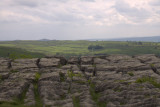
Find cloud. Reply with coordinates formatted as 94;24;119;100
0;0;160;40
150;0;160;6
15;0;38;7
81;0;95;2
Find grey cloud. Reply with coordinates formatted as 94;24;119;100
0;0;159;40
81;0;95;2
14;0;38;7
114;0;150;22
150;0;160;6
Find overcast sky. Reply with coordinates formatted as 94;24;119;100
0;0;160;40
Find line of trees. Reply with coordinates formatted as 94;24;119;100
88;45;104;50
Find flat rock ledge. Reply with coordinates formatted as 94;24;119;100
1;54;160;107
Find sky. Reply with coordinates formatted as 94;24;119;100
0;0;160;40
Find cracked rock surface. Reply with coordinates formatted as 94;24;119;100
0;54;160;107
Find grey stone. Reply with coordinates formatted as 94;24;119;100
11;58;38;70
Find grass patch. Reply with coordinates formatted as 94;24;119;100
10;70;19;73
59;72;66;82
113;87;122;92
67;70;74;79
35;72;41;82
135;76;160;88
1;40;160;58
115;80;127;83
0;101;27;107
67;70;83;79
89;83;106;107
128;72;134;76
74;81;86;84
57;64;62;68
33;72;43;107
0;75;2;82
72;96;80;107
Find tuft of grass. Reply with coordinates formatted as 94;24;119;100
113;87;122;92
135;76;160;88
74;73;82;77
10;70;19;73
89;83;106;107
0;75;2;82
60;94;66;100
150;64;155;67
67;70;83;79
115;80;127;83
59;72;66;82
128;72;134;76
72;96;80;107
74;81;86;84
33;72;43;107
57;64;62;68
0;101;27;107
67;70;74;79
35;72;41;82
92;64;96;67
120;102;126;105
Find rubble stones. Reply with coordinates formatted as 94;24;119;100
0;54;160;107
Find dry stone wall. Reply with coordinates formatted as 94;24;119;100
0;54;160;107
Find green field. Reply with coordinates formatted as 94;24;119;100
0;40;160;58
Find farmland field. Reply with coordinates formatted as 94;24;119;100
0;40;160;58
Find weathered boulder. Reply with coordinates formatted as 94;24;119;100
39;58;62;68
80;56;94;65
93;57;109;64
106;54;133;62
39;72;60;81
134;54;159;63
61;65;80;71
0;79;30;102
11;58;38;71
68;57;80;64
8;72;36;81
39;58;60;67
80;65;95;73
45;56;67;65
0;58;11;72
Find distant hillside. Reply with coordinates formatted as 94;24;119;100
108;36;160;42
88;36;160;42
39;39;51;41
0;46;45;59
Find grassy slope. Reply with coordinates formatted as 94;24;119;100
0;46;45;59
0;40;160;58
